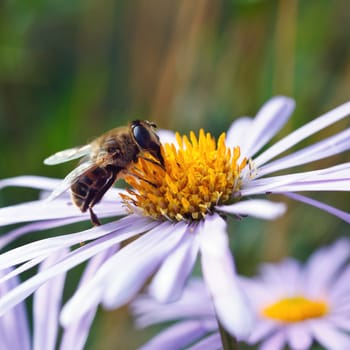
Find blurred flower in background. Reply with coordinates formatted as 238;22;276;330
132;239;350;350
1;0;350;348
242;238;350;350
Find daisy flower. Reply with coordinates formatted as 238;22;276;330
0;96;349;339
0;248;103;350
131;238;350;350
242;238;350;350
132;278;219;350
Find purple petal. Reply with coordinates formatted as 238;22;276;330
0;176;62;191
157;129;177;145
59;247;117;350
0;216;155;317
102;222;188;308
0;215;149;270
247;320;280;344
186;333;222;350
271;178;350;193
310;320;350;350
148;225;200;302
33;250;68;350
303;238;350;297
328;316;350;333
225;117;253;153
258;128;350;177
286;324;313;350
132;279;214;328
259;259;302;295
133;280;214;328
0;198;127;226
61;221;186;325
138;320;214;350
259;331;286;350
199;214;255;339
0;218;82;250
217;199;286;220
242;162;350;196
0;269;31;350
242;96;295;158
239;277;276;309
284;192;350;223
254;100;350;167
330;265;350;301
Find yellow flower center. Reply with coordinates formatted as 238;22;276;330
120;129;247;221
262;296;329;323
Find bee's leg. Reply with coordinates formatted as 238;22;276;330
125;171;157;187
139;156;165;170
89;207;101;226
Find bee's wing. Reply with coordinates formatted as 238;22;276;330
45;160;96;201
44;144;92;165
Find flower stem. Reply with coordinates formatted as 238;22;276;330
218;319;239;350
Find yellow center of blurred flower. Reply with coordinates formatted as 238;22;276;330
120;130;247;221
262;296;329;323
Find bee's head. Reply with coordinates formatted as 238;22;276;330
130;120;164;167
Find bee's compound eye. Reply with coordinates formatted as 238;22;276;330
133;125;152;149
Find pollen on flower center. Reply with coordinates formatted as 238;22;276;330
120;129;247;221
262;296;329;323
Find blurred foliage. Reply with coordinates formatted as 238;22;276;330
0;0;349;349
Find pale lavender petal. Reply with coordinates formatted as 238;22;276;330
199;214;254;339
0;215;149;269
217;199;286;220
303;238;350;297
225;117;253;153
242;96;295;158
59;247;118;350
186;333;222;350
254;100;350;167
258;128;350;177
286;324;313;350
310;320;350;350
138;320;214;350
61;221;186;325
241;260;302;313
0;216;156;317
33;250;68;350
242;162;350;196
148;226;200;302
0;217;88;250
0;270;31;350
158;129;177;145
328;316;350;333
247;320;280;344
259;259;302;295
259;331;286;350
267;177;350;193
0;176;62;191
102;222;188;309
0;198;127;226
330;265;350;300
284;192;350;223
0;256;48;286
239;277;276;308
132;279;214;328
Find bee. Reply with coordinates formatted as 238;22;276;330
44;120;164;226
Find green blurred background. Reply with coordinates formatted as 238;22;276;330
0;0;349;349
